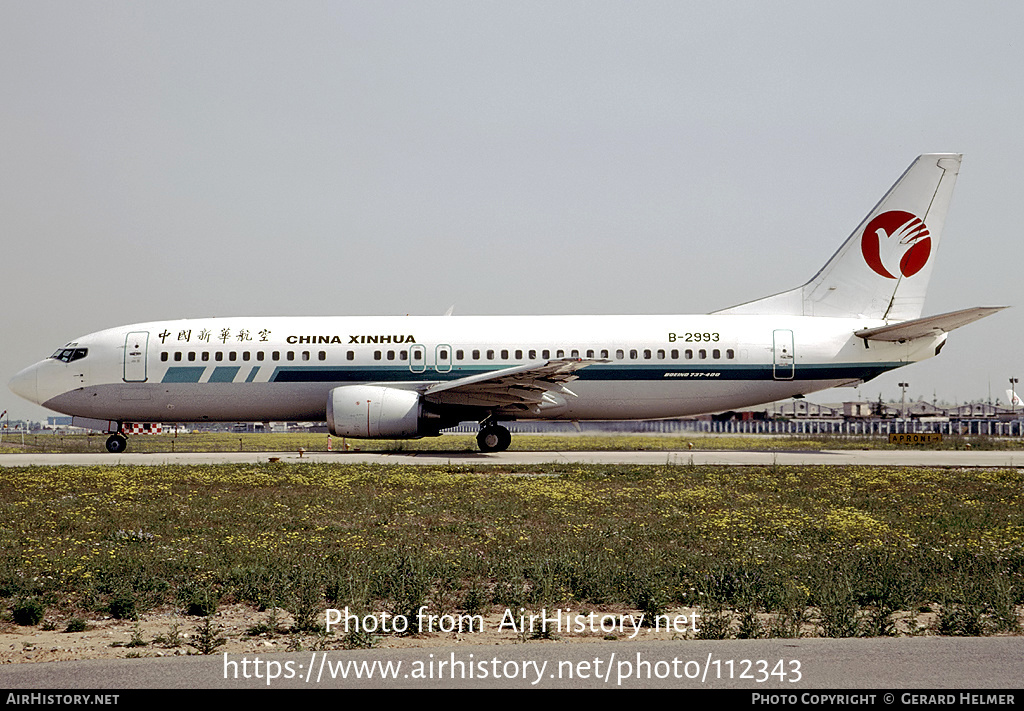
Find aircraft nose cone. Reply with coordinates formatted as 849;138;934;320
8;364;39;405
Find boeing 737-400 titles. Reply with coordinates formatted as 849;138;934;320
8;154;1005;452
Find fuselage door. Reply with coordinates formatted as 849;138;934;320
773;329;794;380
124;331;149;382
435;344;452;373
409;344;426;373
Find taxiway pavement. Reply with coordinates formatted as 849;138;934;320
0;449;1021;467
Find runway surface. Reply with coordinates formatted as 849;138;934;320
1;449;1022;467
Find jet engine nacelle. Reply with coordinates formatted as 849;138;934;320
326;385;426;438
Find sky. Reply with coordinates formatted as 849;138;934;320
2;1;1022;421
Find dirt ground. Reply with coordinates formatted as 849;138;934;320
0;604;707;664
6;603;1015;664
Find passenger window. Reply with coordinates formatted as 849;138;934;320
346;351;354;360
373;351;381;361
528;350;537;359
713;349;721;359
685;350;693;360
174;352;182;362
542;350;550;359
616;349;624;360
319;351;326;361
202;352;210;362
500;349;508;359
671;349;678;359
287;351;294;361
440;349;448;360
216;352;224;362
242;352;250;361
556;350;564;358
400;350;408;360
229;352;237;361
161;352;168;362
726;349;735;359
487;350;495;360
456;350;464;360
188;352;196;362
387;350;395;360
273;351;280;361
643;350;652;359
699;349;707;359
515;350;523;359
657;349;665;359
571;349;579;358
256;352;264;361
586;349;594;358
600;349;609;358
630;350;638;359
472;350;480;360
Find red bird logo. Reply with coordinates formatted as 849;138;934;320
860;210;931;279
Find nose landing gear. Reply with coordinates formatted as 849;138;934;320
105;432;128;453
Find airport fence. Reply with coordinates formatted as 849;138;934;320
446;418;1024;437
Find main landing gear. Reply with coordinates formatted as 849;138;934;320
105;433;128;453
476;423;511;453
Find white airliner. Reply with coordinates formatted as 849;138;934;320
8;154;1006;453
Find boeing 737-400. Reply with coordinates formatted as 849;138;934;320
8;154;1006;453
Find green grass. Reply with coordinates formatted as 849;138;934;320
5;430;1024;454
1;462;1021;638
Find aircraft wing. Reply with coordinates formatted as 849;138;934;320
855;306;1007;342
422;358;606;408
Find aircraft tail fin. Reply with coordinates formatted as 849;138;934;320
1009;389;1023;408
715;154;962;321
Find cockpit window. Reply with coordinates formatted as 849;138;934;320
49;348;88;363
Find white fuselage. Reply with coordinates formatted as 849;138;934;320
10;313;941;426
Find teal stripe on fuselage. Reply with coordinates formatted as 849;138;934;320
209;366;240;383
161;367;205;383
265;362;904;384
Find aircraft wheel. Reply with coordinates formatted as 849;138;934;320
105;434;128;453
477;425;511;453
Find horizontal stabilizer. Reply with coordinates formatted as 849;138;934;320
854;306;1007;342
